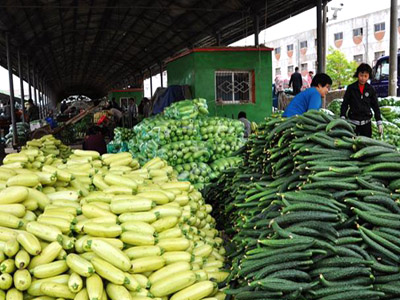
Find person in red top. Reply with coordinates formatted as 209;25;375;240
340;63;383;138
82;126;107;155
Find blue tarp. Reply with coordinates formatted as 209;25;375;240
152;85;187;115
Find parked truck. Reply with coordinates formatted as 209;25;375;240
371;53;400;97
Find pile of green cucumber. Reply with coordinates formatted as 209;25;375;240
204;110;400;300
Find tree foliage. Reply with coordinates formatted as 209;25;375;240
326;47;358;89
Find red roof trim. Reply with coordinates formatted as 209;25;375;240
166;46;273;64
110;88;144;93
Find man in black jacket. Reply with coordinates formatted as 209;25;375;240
340;63;382;137
289;67;303;95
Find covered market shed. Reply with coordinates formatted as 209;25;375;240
0;0;330;144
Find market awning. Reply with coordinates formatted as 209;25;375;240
0;0;328;101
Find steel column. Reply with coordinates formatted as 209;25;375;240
321;0;327;72
253;14;260;46
316;0;323;74
17;49;25;122
42;77;45;117
27;58;32;100
149;69;153;97
5;32;18;146
33;68;37;106
36;72;40;119
160;63;163;88
389;0;398;96
216;32;221;46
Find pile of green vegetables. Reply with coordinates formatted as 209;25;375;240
164;98;209;119
109;99;245;189
5;122;30;146
73;115;93;140
204;110;400;300
114;127;136;142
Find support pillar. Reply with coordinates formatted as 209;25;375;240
17;49;25;122
27;58;32;100
316;0;323;74
321;0;327;72
160;63;163;88
33;68;37;106
5;32;18;146
149;68;153;97
253;14;260;46
389;0;398;96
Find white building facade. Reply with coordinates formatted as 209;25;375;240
267;7;399;81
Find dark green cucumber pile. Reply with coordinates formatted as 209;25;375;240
204;110;400;300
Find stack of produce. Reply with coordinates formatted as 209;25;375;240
327;99;342;116
378;96;400;106
204;110;400;299
114;127;136;142
164;98;209;120
73;114;93;140
107;127;136;153
19;135;71;161
0;144;228;299
5;122;30;146
109;99;245;189
379;106;400;122
55;123;75;146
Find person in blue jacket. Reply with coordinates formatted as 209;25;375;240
283;73;332;117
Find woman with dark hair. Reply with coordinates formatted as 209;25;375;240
283;73;332;117
340;63;383;137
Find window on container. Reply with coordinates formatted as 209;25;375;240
287;44;294;51
374;22;385;32
353;28;363;37
215;70;253;104
275;68;281;75
374;51;385;61
334;32;343;41
301;63;308;71
353;54;363;63
275;47;281;54
288;65;294;73
300;41;308;49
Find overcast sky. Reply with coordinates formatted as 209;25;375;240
231;0;392;46
0;0;393;99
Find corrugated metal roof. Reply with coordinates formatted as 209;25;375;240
0;0;327;100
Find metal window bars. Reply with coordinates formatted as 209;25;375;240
215;70;251;103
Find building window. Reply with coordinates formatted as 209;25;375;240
354;54;363;63
215;70;253;104
275;47;281;55
300;41;308;49
353;28;363;37
334;32;343;41
287;44;294;51
315;38;318;46
398;18;400;27
301;63;308;71
275;68;281;75
374;22;385;32
374;51;385;60
288;65;294;73
314;61;318;70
